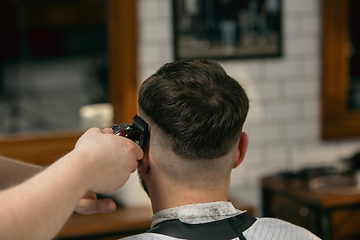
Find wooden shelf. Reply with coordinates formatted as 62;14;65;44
55;206;153;239
262;174;360;240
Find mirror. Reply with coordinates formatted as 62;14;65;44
0;0;109;135
321;0;360;140
348;0;360;110
0;0;138;136
0;0;138;165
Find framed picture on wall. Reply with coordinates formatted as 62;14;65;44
172;0;282;60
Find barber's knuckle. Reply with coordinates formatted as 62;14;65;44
86;127;100;135
89;127;99;132
124;141;136;153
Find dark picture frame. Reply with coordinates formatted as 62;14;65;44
172;0;282;60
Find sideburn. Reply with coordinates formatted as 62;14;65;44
138;172;150;198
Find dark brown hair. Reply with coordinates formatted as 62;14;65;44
139;59;249;159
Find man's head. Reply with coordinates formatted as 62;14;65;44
138;59;249;160
137;59;249;206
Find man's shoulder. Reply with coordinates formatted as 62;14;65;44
244;217;321;240
120;216;321;240
120;233;184;240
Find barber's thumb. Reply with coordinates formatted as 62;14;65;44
97;198;117;213
76;198;117;215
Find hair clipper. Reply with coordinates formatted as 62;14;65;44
111;115;148;148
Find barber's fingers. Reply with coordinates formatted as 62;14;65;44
127;144;143;173
101;128;114;134
101;127;143;158
99;127;143;169
133;144;144;163
75;197;117;215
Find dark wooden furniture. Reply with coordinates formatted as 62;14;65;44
55;207;153;240
262;174;360;240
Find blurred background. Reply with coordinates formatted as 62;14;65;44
0;0;110;135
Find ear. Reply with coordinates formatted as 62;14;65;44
233;132;249;169
137;145;150;175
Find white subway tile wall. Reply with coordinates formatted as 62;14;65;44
138;0;360;214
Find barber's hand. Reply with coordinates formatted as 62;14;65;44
75;190;117;215
74;127;143;194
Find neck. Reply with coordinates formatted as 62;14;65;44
147;176;230;214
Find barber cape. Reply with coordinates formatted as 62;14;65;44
120;201;321;240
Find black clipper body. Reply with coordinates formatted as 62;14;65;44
111;115;148;148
